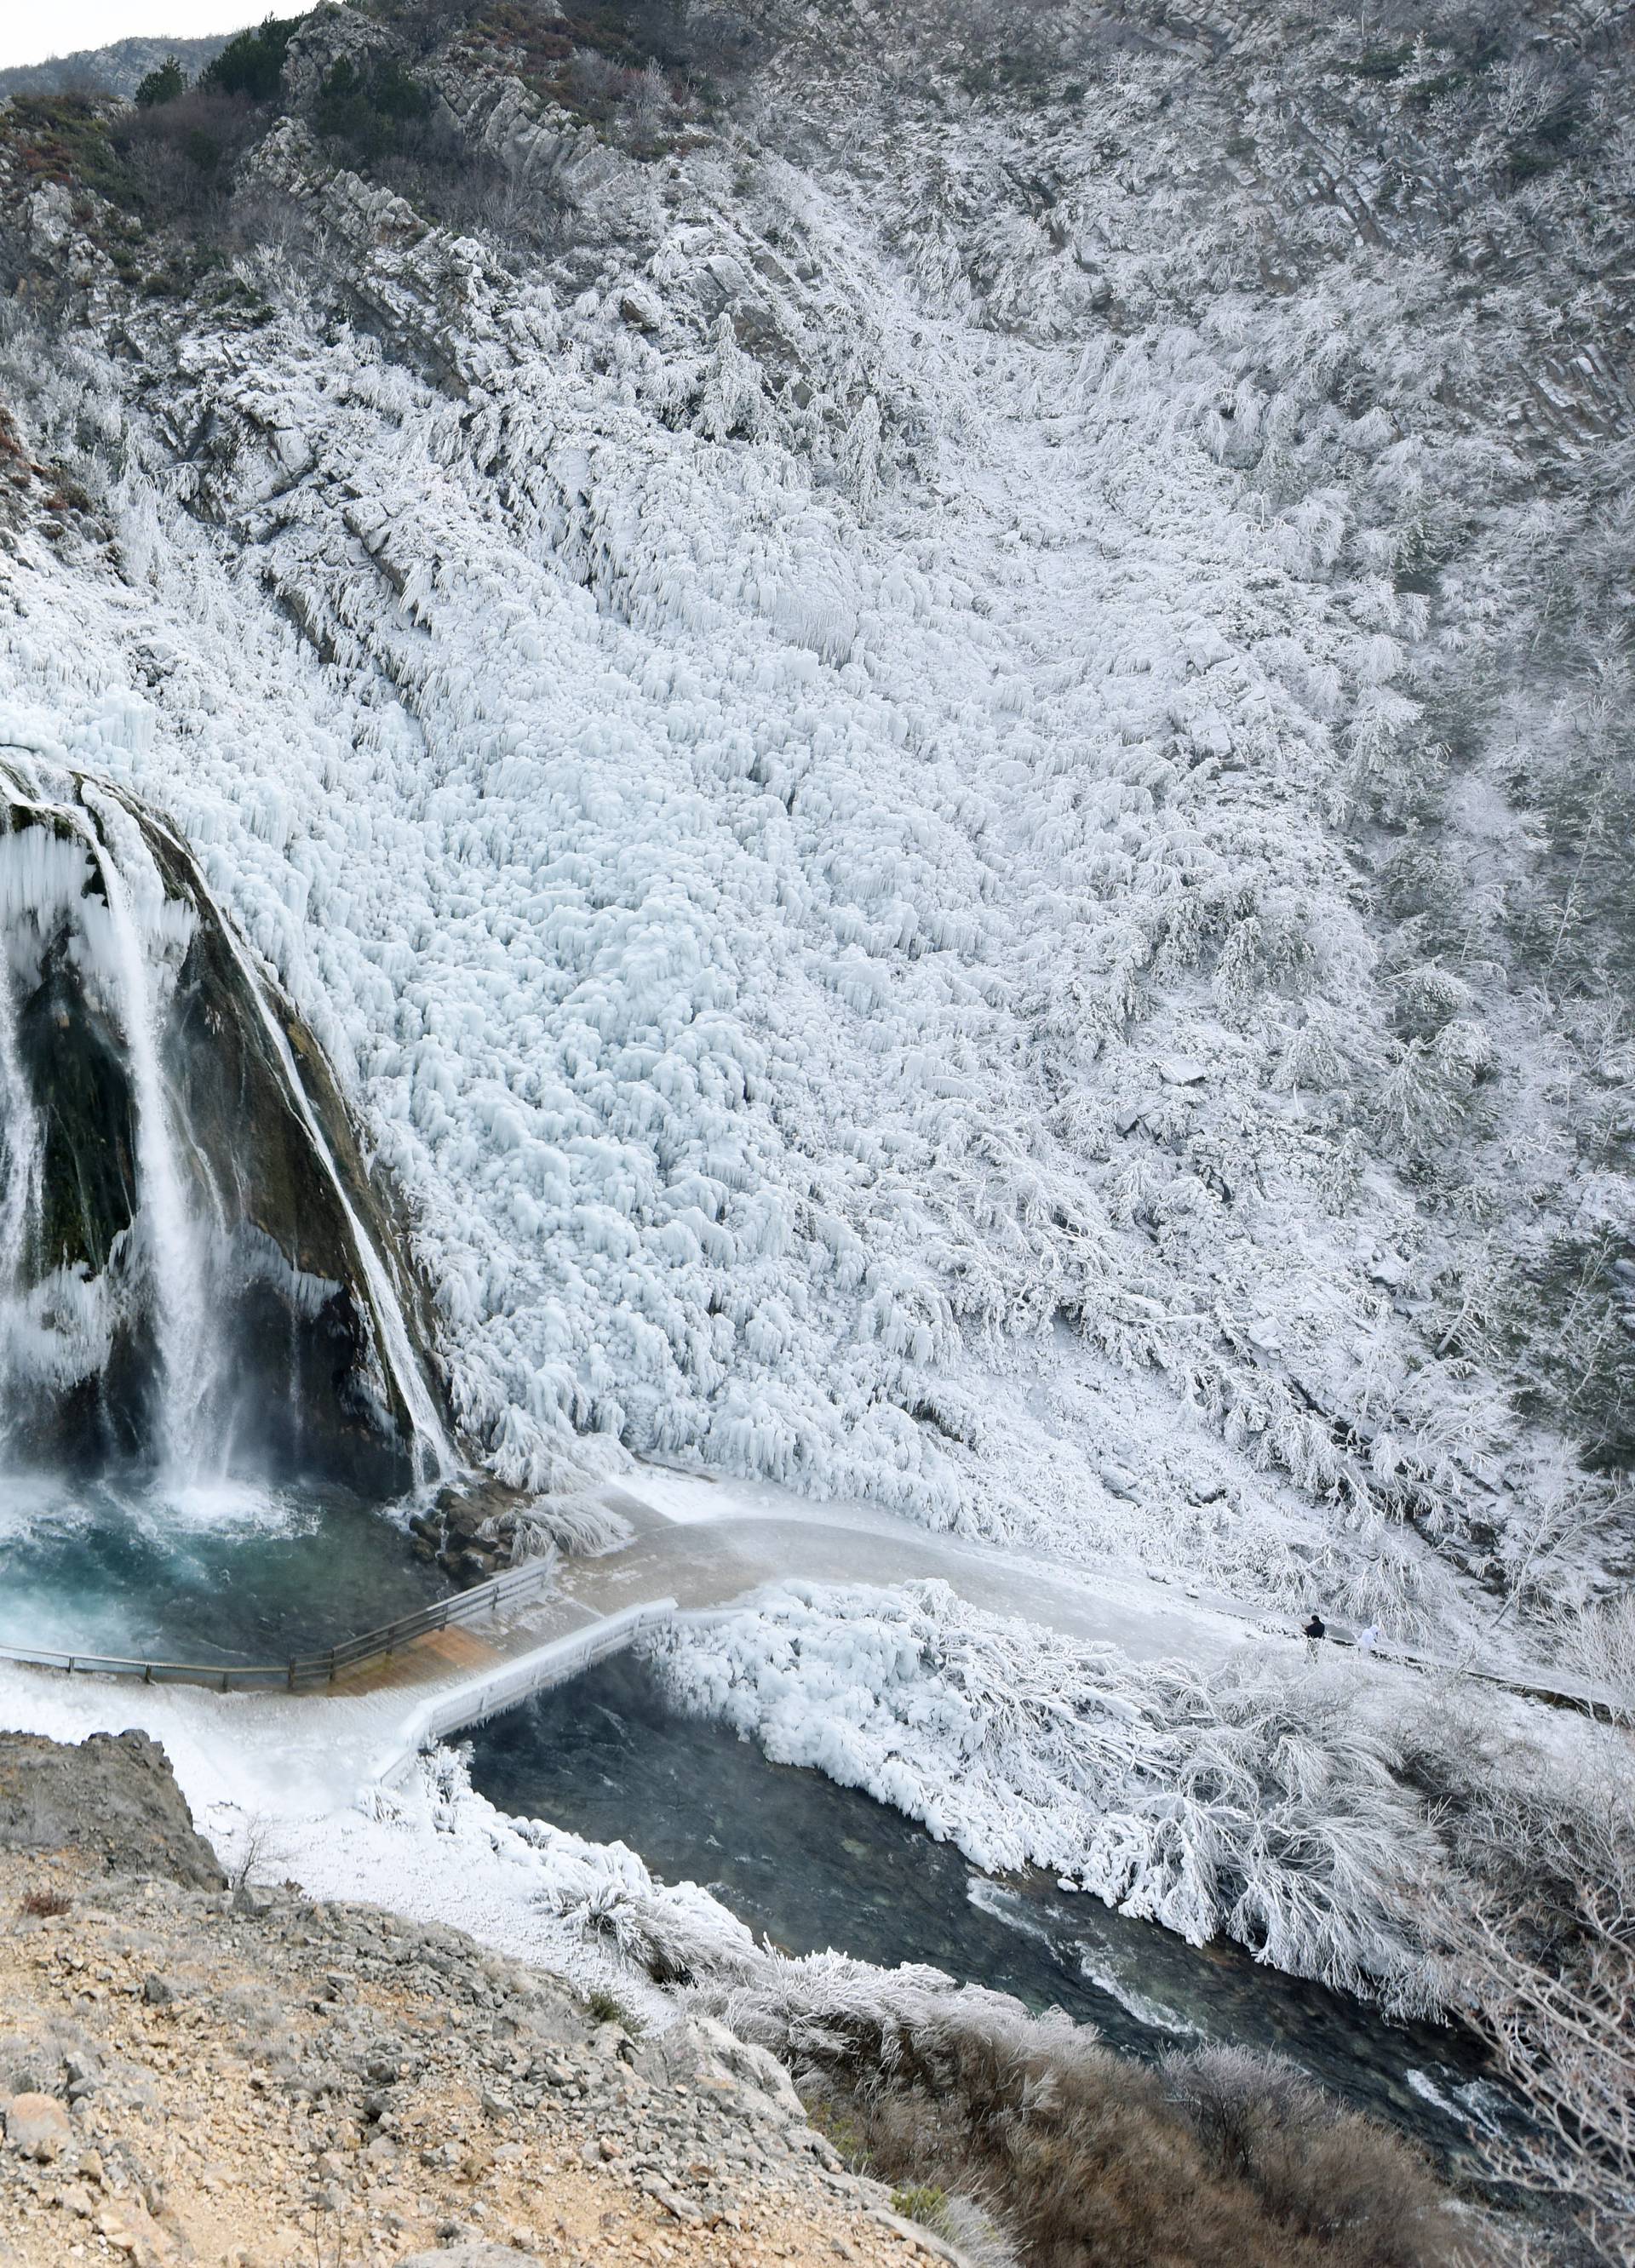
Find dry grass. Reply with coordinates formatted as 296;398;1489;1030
17;1888;72;1919
800;2012;1460;2268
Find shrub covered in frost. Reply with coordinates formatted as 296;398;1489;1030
713;1961;1460;2268
645;1584;1443;1997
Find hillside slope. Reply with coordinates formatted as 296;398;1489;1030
0;34;231;101
0;0;1630;1653
0;1734;925;2268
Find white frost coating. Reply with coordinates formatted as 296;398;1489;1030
643;1582;1441;2001
193;845;458;1484
227;1223;341;1320
0;23;1623;1643
3;1263;116;1393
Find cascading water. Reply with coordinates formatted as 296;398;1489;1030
0;931;41;1351
0;757;456;1501
200;886;456;1486
76;790;214;1480
0;758;462;1663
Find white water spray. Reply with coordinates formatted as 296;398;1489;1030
0;800;113;1423
0;950;41;1382
77;823;215;1480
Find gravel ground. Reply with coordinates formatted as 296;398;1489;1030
0;1838;951;2268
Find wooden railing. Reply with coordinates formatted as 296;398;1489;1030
0;1554;557;1696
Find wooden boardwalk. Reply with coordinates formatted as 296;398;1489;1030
0;1556;561;1698
327;1611;554;1697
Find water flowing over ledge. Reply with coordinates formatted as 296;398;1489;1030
0;753;455;1498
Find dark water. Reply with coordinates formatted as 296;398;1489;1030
467;1650;1520;2179
0;1467;446;1665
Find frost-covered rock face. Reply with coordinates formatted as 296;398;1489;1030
0;0;1628;1635
0;763;440;1491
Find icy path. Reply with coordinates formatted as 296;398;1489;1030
563;1467;1258;1658
0;1469;1278;1956
0;1466;1261;1815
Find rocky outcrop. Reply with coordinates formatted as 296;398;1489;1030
409;1480;515;1587
0;1732;223;1890
0;35;229;101
407;1480;541;1587
0;1731;944;2266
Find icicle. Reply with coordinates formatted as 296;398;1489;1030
0;822;94;933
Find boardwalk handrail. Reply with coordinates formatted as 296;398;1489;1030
369;1597;680;1787
0;1553;558;1696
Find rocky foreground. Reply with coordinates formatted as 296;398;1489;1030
0;1732;941;2268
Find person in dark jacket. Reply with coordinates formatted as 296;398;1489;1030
1303;1611;1326;1652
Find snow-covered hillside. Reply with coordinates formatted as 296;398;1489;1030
0;0;1630;1650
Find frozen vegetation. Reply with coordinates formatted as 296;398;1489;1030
0;0;1630;1655
645;1581;1441;1999
0;2;1631;2246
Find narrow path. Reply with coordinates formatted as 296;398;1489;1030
365;1467;1618;1746
557;1470;1257;1664
0;1465;1607;1836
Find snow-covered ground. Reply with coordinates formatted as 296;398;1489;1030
0;0;1629;2088
2;0;1627;1651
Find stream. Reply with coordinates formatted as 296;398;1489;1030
467;1648;1522;2183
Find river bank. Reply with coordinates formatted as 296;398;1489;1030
0;1730;944;2268
0;1730;1477;2268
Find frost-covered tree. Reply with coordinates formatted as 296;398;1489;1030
0;0;1629;1656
